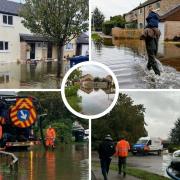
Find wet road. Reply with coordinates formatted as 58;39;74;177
92;39;180;89
0;143;88;180
92;151;171;178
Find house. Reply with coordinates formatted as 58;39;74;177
76;33;89;56
124;0;180;40
80;74;94;83
0;0;77;62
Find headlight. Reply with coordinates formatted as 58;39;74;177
173;151;180;158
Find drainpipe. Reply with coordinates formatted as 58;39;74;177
144;6;146;28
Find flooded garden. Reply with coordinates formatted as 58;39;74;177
0;143;88;180
78;88;115;115
92;37;180;89
0;61;62;89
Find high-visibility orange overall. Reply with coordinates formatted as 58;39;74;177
115;139;130;176
0;125;2;140
46;128;56;147
115;140;130;157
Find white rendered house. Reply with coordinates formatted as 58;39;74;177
0;0;77;62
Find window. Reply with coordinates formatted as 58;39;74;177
139;8;143;14
65;43;74;50
156;2;160;9
0;41;9;51
139;23;143;29
3;15;13;25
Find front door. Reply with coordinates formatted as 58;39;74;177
47;43;52;59
30;43;35;59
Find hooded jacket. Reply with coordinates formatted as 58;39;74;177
146;11;160;28
98;139;116;159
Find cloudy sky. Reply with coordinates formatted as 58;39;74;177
91;0;146;19
123;91;180;139
80;65;110;78
11;0;24;2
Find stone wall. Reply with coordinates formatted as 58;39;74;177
82;81;108;89
165;21;180;40
20;42;28;61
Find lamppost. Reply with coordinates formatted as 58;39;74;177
91;12;95;32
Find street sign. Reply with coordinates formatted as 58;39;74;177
10;98;37;128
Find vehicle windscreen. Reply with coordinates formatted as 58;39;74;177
136;140;148;144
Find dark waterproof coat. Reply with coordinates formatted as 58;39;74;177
98;139;116;159
146;11;159;28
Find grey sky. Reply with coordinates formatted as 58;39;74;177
10;0;24;3
91;0;147;19
124;91;180;140
80;65;110;78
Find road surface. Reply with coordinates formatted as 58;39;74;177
92;151;171;177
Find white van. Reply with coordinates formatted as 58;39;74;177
132;137;163;155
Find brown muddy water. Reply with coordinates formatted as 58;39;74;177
0;61;62;89
92;38;180;89
0;143;88;180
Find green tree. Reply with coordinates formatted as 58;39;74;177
92;93;147;145
68;69;82;84
110;15;126;28
20;0;88;77
92;7;105;31
170;118;180;144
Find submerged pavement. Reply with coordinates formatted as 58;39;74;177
92;167;140;180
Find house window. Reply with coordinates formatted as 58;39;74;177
65;43;74;50
139;23;143;29
156;2;160;9
0;41;9;51
3;15;13;25
139;8;143;14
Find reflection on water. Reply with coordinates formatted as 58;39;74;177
78;88;115;115
92;38;180;89
0;144;88;180
0;61;61;89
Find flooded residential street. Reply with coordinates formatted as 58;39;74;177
0;143;88;180
0;61;62;89
92;39;180;89
78;88;115;115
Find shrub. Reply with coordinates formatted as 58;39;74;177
102;21;114;35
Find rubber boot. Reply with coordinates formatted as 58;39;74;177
152;62;161;76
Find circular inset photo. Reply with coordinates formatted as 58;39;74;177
61;62;119;119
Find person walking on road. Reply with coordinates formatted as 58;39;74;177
98;134;116;180
140;6;161;76
46;125;56;149
115;136;130;177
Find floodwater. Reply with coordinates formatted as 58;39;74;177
78;88;115;115
92;38;180;89
0;61;62;89
0;143;88;180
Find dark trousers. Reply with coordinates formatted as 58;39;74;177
100;158;111;180
118;157;127;174
145;37;160;75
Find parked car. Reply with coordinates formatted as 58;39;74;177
132;137;163;155
171;150;180;171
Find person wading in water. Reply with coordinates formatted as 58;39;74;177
140;6;161;76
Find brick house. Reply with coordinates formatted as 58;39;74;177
0;0;78;62
124;0;180;40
